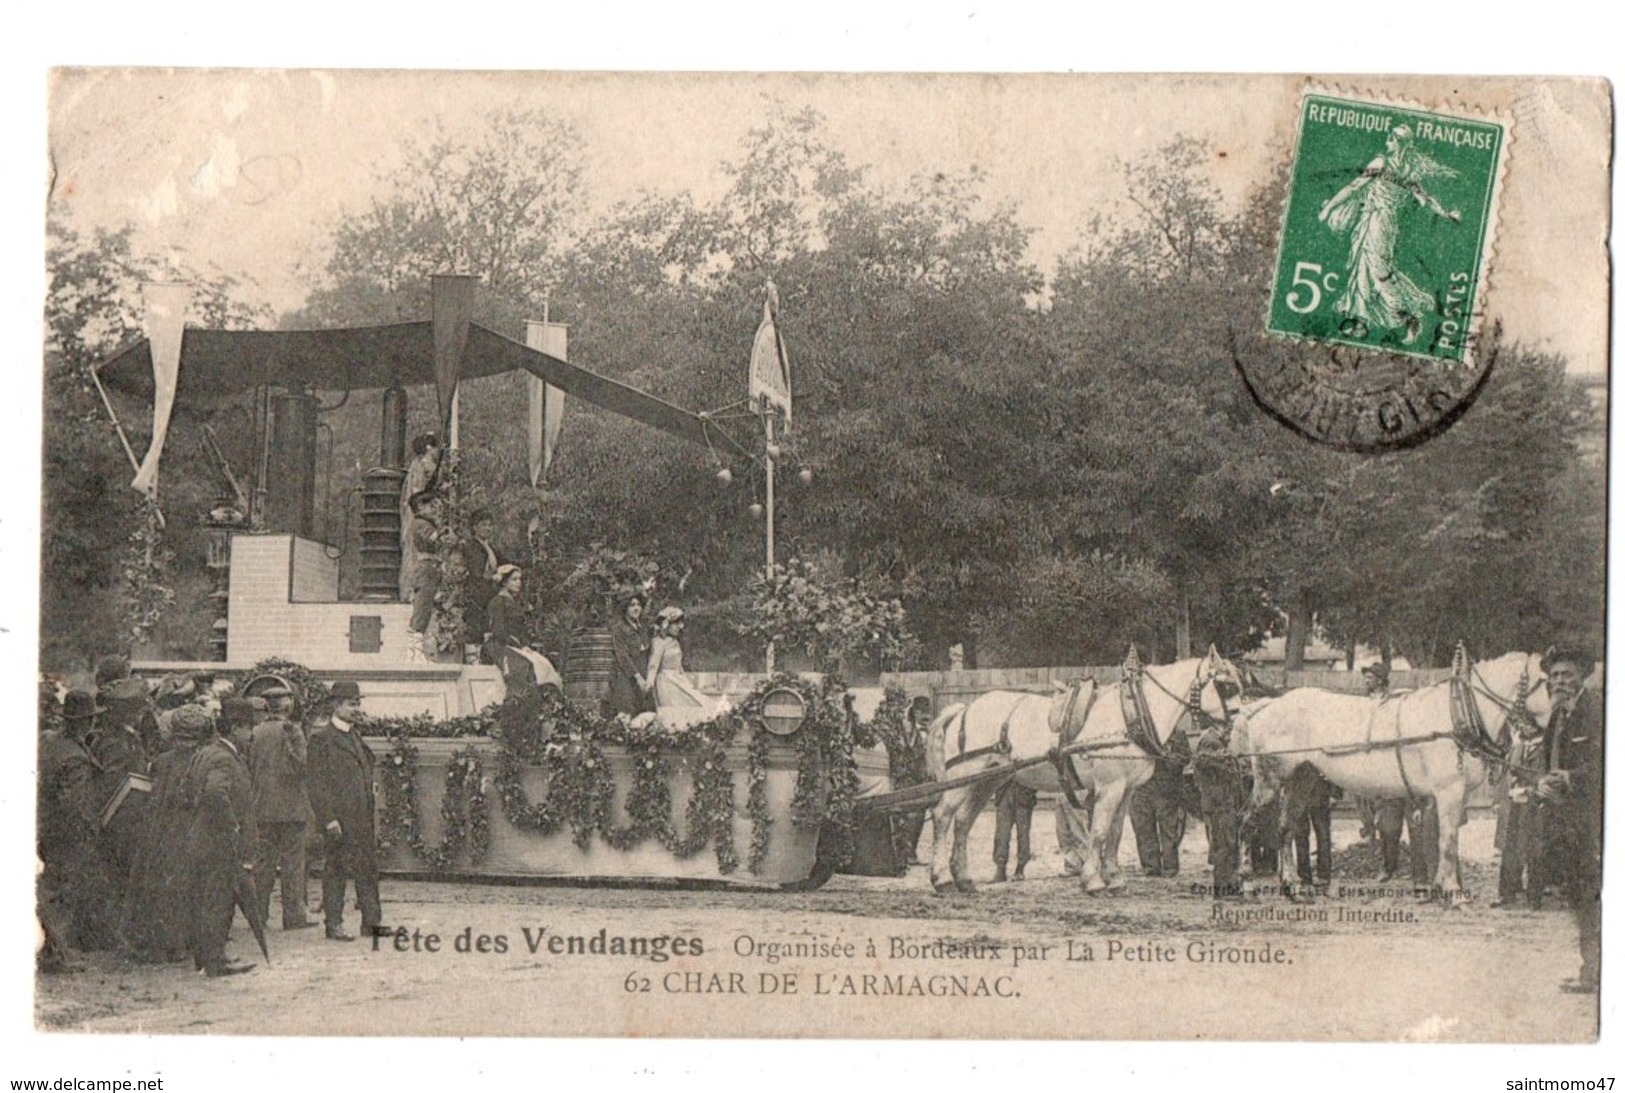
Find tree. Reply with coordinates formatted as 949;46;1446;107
297;108;586;329
43;218;271;666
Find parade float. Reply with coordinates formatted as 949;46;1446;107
96;276;916;887
235;660;909;888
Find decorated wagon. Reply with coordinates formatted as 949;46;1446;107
261;667;918;890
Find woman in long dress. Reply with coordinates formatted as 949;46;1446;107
607;594;656;720
644;607;714;711
484;566;561;693
1318;125;1461;344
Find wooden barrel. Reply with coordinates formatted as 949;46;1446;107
563;625;615;707
359;467;406;601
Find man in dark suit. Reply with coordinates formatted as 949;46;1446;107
1130;735;1194;877
1192;724;1245;899
307;681;382;941
1536;646;1602;994
461;509;507;655
38;690;113;957
249;691;315;931
179;709;257;977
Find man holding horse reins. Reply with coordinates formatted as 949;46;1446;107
1130;731;1199;878
1192;720;1246;899
1534;645;1601;995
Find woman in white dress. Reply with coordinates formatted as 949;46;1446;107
644;607;712;711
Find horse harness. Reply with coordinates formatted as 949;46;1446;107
1449;674;1510;763
943;682;1104;810
1129;661;1235;758
1050;678;1100;809
1119;668;1164;758
945;700;1022;770
1354;666;1524;795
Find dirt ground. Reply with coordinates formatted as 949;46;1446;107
36;809;1598;1042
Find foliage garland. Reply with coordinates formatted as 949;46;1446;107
377;735;490;870
238;658;332;718
426;451;472;657
353;668;865;876
867;685;927;865
120;497;175;650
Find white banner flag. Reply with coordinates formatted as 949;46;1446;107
748;288;792;426
130;282;192;495
525;321;568;487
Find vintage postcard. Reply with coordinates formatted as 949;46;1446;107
33;70;1610;1048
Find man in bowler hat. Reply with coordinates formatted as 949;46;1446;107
1536;645;1603;993
307;681;382;941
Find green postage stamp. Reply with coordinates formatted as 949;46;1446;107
1268;93;1507;363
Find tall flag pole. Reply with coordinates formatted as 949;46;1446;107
748;280;791;672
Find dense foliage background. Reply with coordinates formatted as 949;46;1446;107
42;104;1605;676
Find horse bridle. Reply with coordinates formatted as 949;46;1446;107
1453;654;1545;762
1136;659;1238;746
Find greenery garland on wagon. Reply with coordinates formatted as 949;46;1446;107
378;737;490;870
356;672;866;876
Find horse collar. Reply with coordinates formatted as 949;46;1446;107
1120;671;1165;758
1449;674;1509;762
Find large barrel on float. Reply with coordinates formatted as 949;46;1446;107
563;625;615;710
359;467;406;601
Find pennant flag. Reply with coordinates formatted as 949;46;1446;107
748;280;791;426
431;274;479;435
524;320;568;486
130;282;192;495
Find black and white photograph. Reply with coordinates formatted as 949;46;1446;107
24;59;1612;1065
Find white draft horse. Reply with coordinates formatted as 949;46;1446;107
925;647;1241;894
1232;648;1550;901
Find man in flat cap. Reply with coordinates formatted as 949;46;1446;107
307;681;383;941
249;687;315;931
177;705;257;976
1536;645;1602;994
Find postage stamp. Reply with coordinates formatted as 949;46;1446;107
1267;92;1508;364
26;71;1610;1062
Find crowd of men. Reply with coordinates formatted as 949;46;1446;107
37;658;385;978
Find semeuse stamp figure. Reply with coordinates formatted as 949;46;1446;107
1270;94;1504;362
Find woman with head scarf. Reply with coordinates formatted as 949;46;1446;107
124;704;213;963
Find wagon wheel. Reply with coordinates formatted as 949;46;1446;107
781;822;841;892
